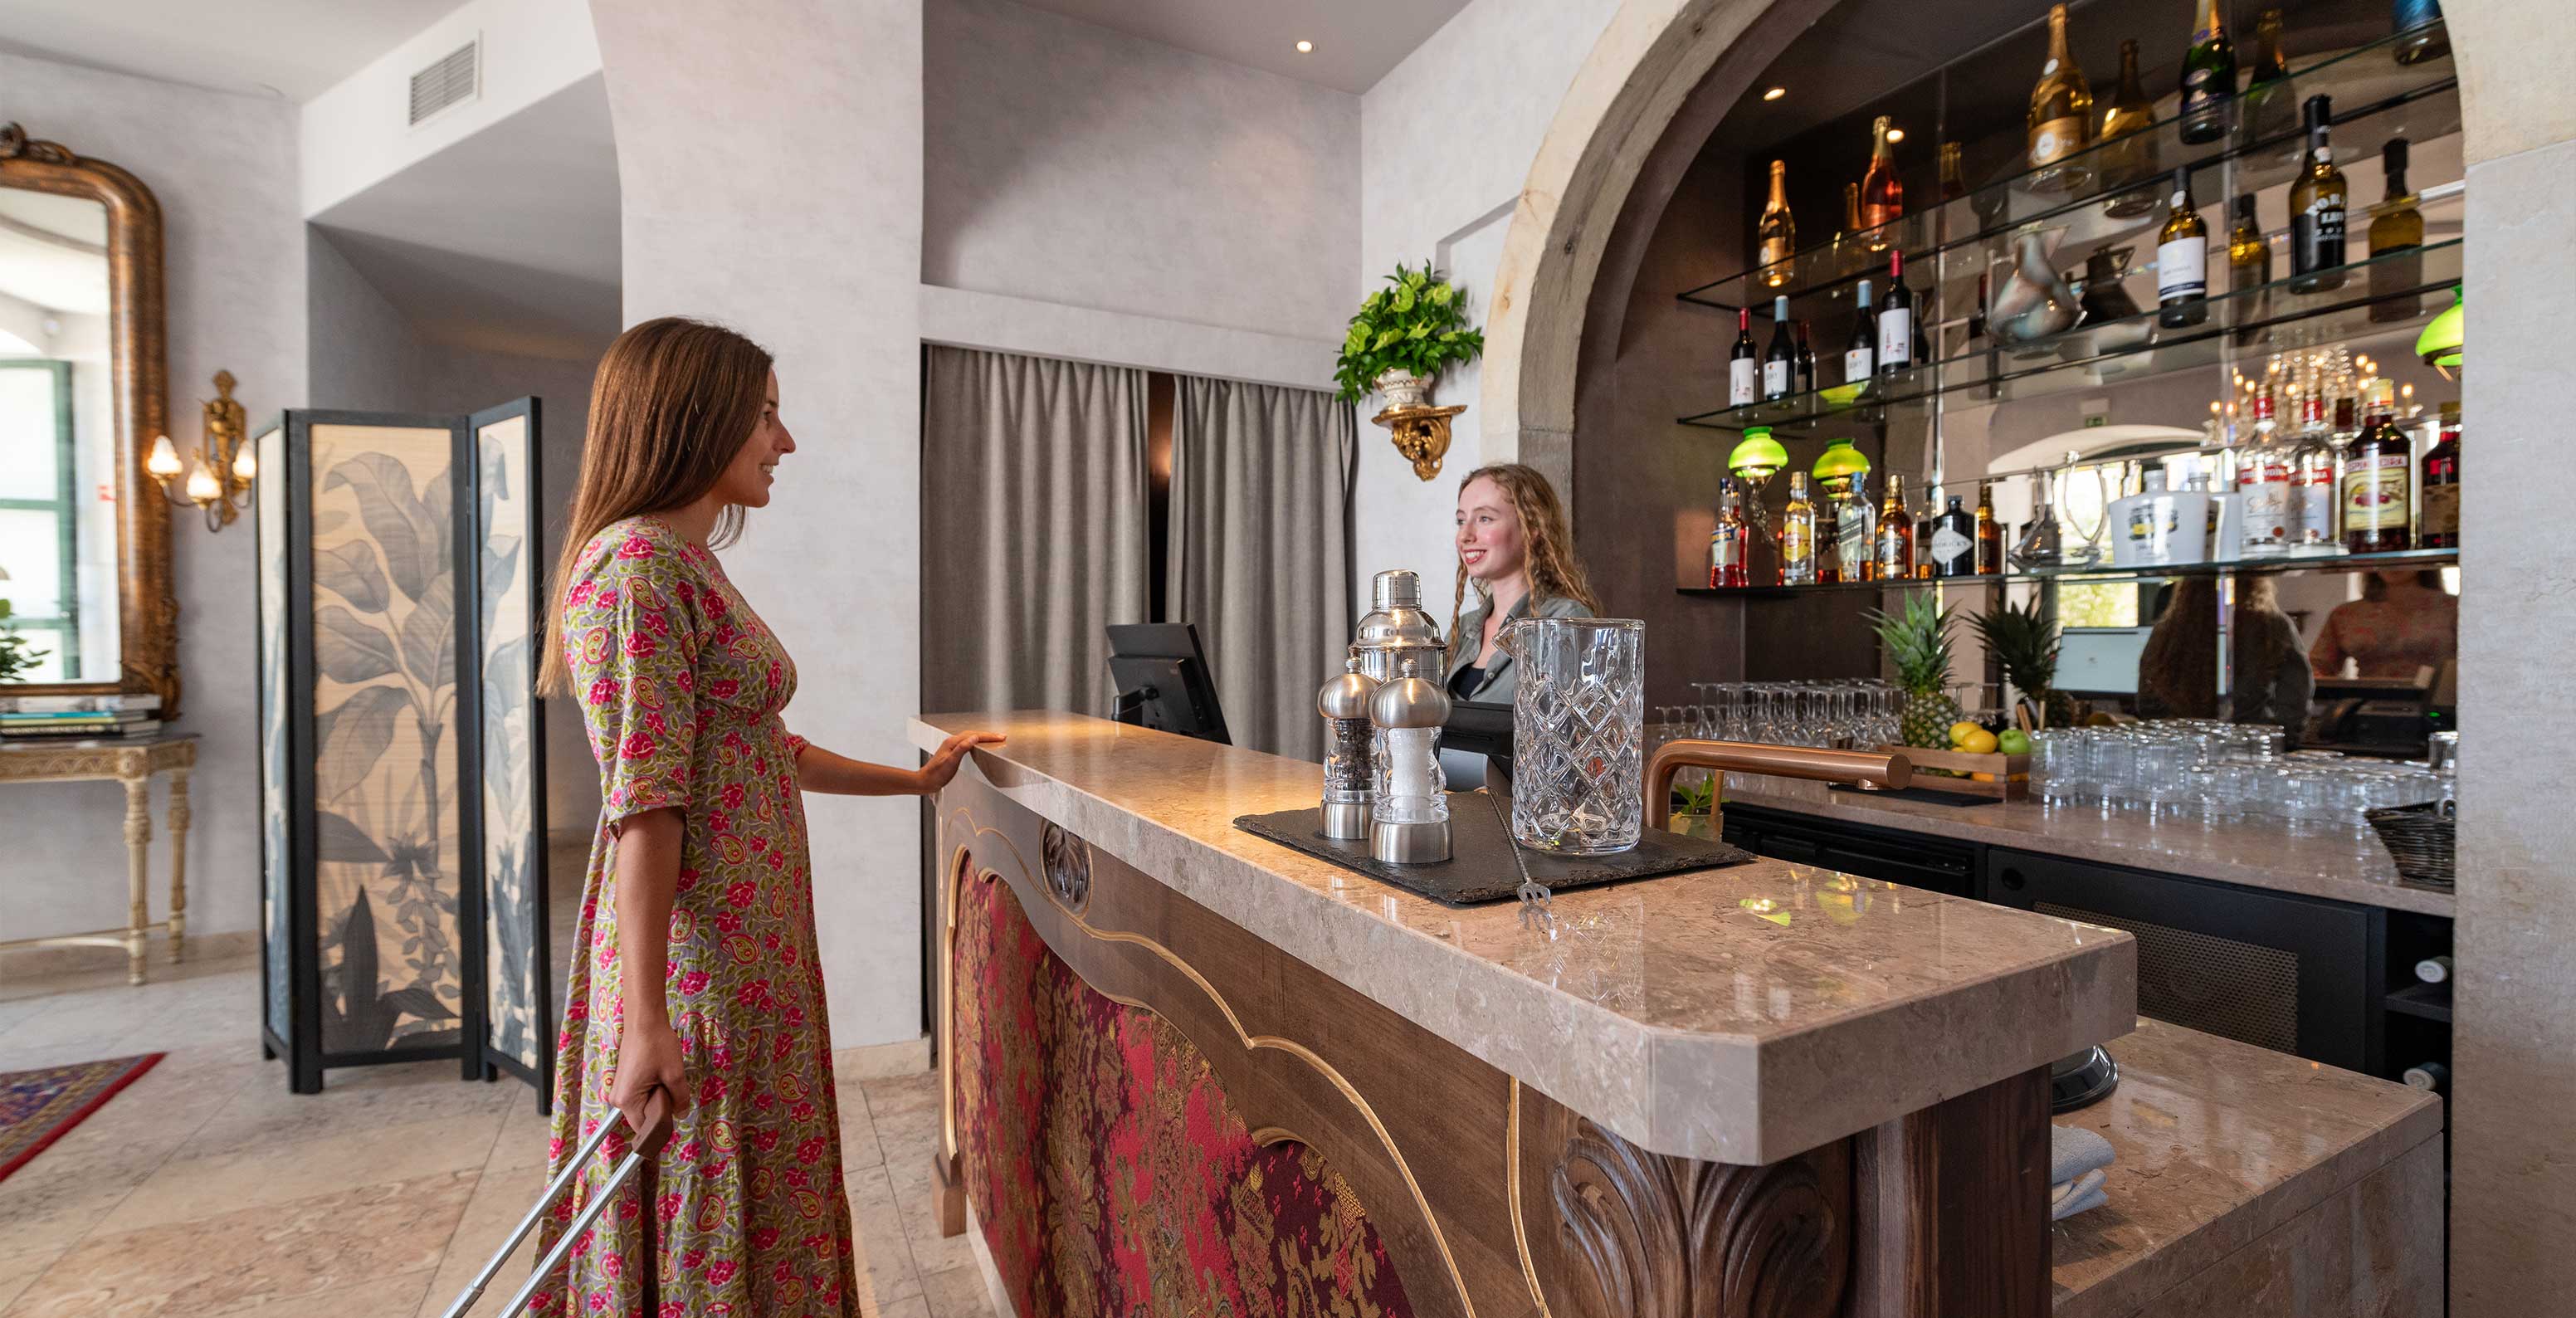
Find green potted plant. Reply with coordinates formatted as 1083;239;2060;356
1334;261;1486;408
0;598;50;685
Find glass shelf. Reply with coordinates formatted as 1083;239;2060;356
1678;238;2461;432
1676;548;2456;598
1679;22;2458;315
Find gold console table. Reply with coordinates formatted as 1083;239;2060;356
0;734;197;984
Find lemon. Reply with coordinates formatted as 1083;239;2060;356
1960;728;2000;755
1949;720;1983;746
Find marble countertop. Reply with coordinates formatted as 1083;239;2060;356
2052;1018;2443;1317
915;711;2136;1165
1721;778;2456;917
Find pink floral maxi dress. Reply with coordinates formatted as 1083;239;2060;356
538;515;860;1317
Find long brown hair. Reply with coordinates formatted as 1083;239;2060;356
2137;577;2219;717
538;317;773;696
1447;462;1600;653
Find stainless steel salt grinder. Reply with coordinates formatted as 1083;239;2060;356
1368;654;1453;865
1351;569;1447;685
1316;652;1379;841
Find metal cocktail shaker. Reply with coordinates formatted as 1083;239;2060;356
1316;652;1379;840
1351;569;1447;686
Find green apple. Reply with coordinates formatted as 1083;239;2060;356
1997;729;2032;756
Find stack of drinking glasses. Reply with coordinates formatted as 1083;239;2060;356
2027;720;2453;864
1658;680;1902;751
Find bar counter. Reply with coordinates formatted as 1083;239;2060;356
915;712;2438;1317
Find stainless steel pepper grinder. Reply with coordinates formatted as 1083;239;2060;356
1315;652;1379;840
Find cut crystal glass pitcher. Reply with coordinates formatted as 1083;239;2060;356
1501;618;1644;854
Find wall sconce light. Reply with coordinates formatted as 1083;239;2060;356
148;369;253;531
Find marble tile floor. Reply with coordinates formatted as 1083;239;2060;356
0;945;1000;1316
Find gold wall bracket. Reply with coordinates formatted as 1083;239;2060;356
1373;403;1466;481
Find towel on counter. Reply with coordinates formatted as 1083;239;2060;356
2054;1180;2110;1221
2050;1125;2115;1187
2052;1167;2105;1216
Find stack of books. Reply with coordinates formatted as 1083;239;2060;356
0;693;165;742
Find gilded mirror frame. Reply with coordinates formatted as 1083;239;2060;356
0;123;178;715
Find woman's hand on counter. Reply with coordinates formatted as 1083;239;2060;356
917;730;1007;793
788;730;1006;796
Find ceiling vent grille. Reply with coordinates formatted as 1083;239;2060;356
408;40;480;126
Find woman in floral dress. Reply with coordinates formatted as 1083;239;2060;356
534;318;1002;1316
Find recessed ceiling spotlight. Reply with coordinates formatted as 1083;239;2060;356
1763;86;1787;100
1886;127;1906;141
1296;39;1314;53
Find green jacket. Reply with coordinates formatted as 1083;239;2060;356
1444;592;1591;704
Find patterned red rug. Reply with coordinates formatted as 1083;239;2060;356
0;1052;164;1183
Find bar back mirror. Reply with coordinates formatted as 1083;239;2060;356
0;124;176;711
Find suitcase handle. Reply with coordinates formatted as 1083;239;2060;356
442;1087;676;1318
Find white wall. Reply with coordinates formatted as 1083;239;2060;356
0;53;305;944
1354;0;1625;623
592;0;927;1047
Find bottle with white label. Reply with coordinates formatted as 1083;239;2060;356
2237;394;2293;556
2108;469;2209;567
1764;295;1797;401
2156;167;2209;329
2290;393;2340;553
1877;251;1914;376
1845;280;1876;384
1729;306;1759;407
1929;495;1976;577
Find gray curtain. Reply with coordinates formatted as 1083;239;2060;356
1168;375;1356;761
920;346;1151;719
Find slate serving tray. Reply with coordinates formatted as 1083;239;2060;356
1233;793;1754;907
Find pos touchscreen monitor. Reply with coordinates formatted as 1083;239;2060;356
1105;622;1232;745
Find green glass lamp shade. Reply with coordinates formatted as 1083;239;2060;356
1729;427;1789;481
1811;437;1871;487
2415;286;2462;371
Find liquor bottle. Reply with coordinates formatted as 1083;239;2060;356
2291;389;2340;551
2393;0;2449;66
2419;400;2459;548
1929;495;1977;578
1758;159;1797;288
1782;471;1817;586
1795;320;1818;396
2367;137;2425;323
1764;295;1797;401
2288;95;2348;292
2343;378;2413;553
1840;471;1880;581
2242;10;2294;144
1974;483;2003;574
1876;471;1915;580
2026;4;2094;188
2100;38;2161;217
1710;478;1750;588
2178;0;2238;146
1860;115;1905;240
2158;168;2211;329
1916;492;1943;577
2240;392;2293;556
1844;279;1877;383
1730;307;1759;407
1939;142;1968;203
1877;251;1915;377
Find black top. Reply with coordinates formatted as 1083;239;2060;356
1448;664;1487;700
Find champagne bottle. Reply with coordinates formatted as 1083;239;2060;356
2367;137;2424;322
1764;295;1797;401
1730;307;1759;407
1782;471;1817;586
1939;142;1968;203
2393;0;2449;66
1877;251;1915;377
2027;4;2094;188
1794;320;1818;396
2289;95;2348;291
1845;280;1877;383
2100;38;2161;217
2178;0;2238;145
2158;168;2211;329
1759;159;1797;289
1860;115;1904;242
1876;471;1915;580
2242;10;2293;144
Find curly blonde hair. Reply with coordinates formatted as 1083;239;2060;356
1448;463;1600;656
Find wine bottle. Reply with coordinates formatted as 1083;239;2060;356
2289;95;2348;291
2342;377;2411;553
1845;280;1877;383
2228;194;2270;289
2158;168;2210;329
2178;0;2238;145
1877;251;1915;377
1939;142;1968;203
1930;495;1976;578
1730;307;1759;407
2419;400;2459;549
1759;159;1797;289
1876;472;1915;580
1860;116;1904;243
1794;320;1818;396
2367;137;2425;322
1710;478;1749;588
2100;38;2161;217
1782;472;1817;586
1764;295;1797;401
2027;4;2094;188
2243;10;2293;144
1974;483;2003;574
2393;0;2449;66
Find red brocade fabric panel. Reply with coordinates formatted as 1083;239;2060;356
952;864;1414;1318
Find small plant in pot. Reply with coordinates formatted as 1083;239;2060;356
0;598;48;686
1334;261;1485;408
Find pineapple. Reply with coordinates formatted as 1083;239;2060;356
1969;599;2078;729
1869;593;1964;749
